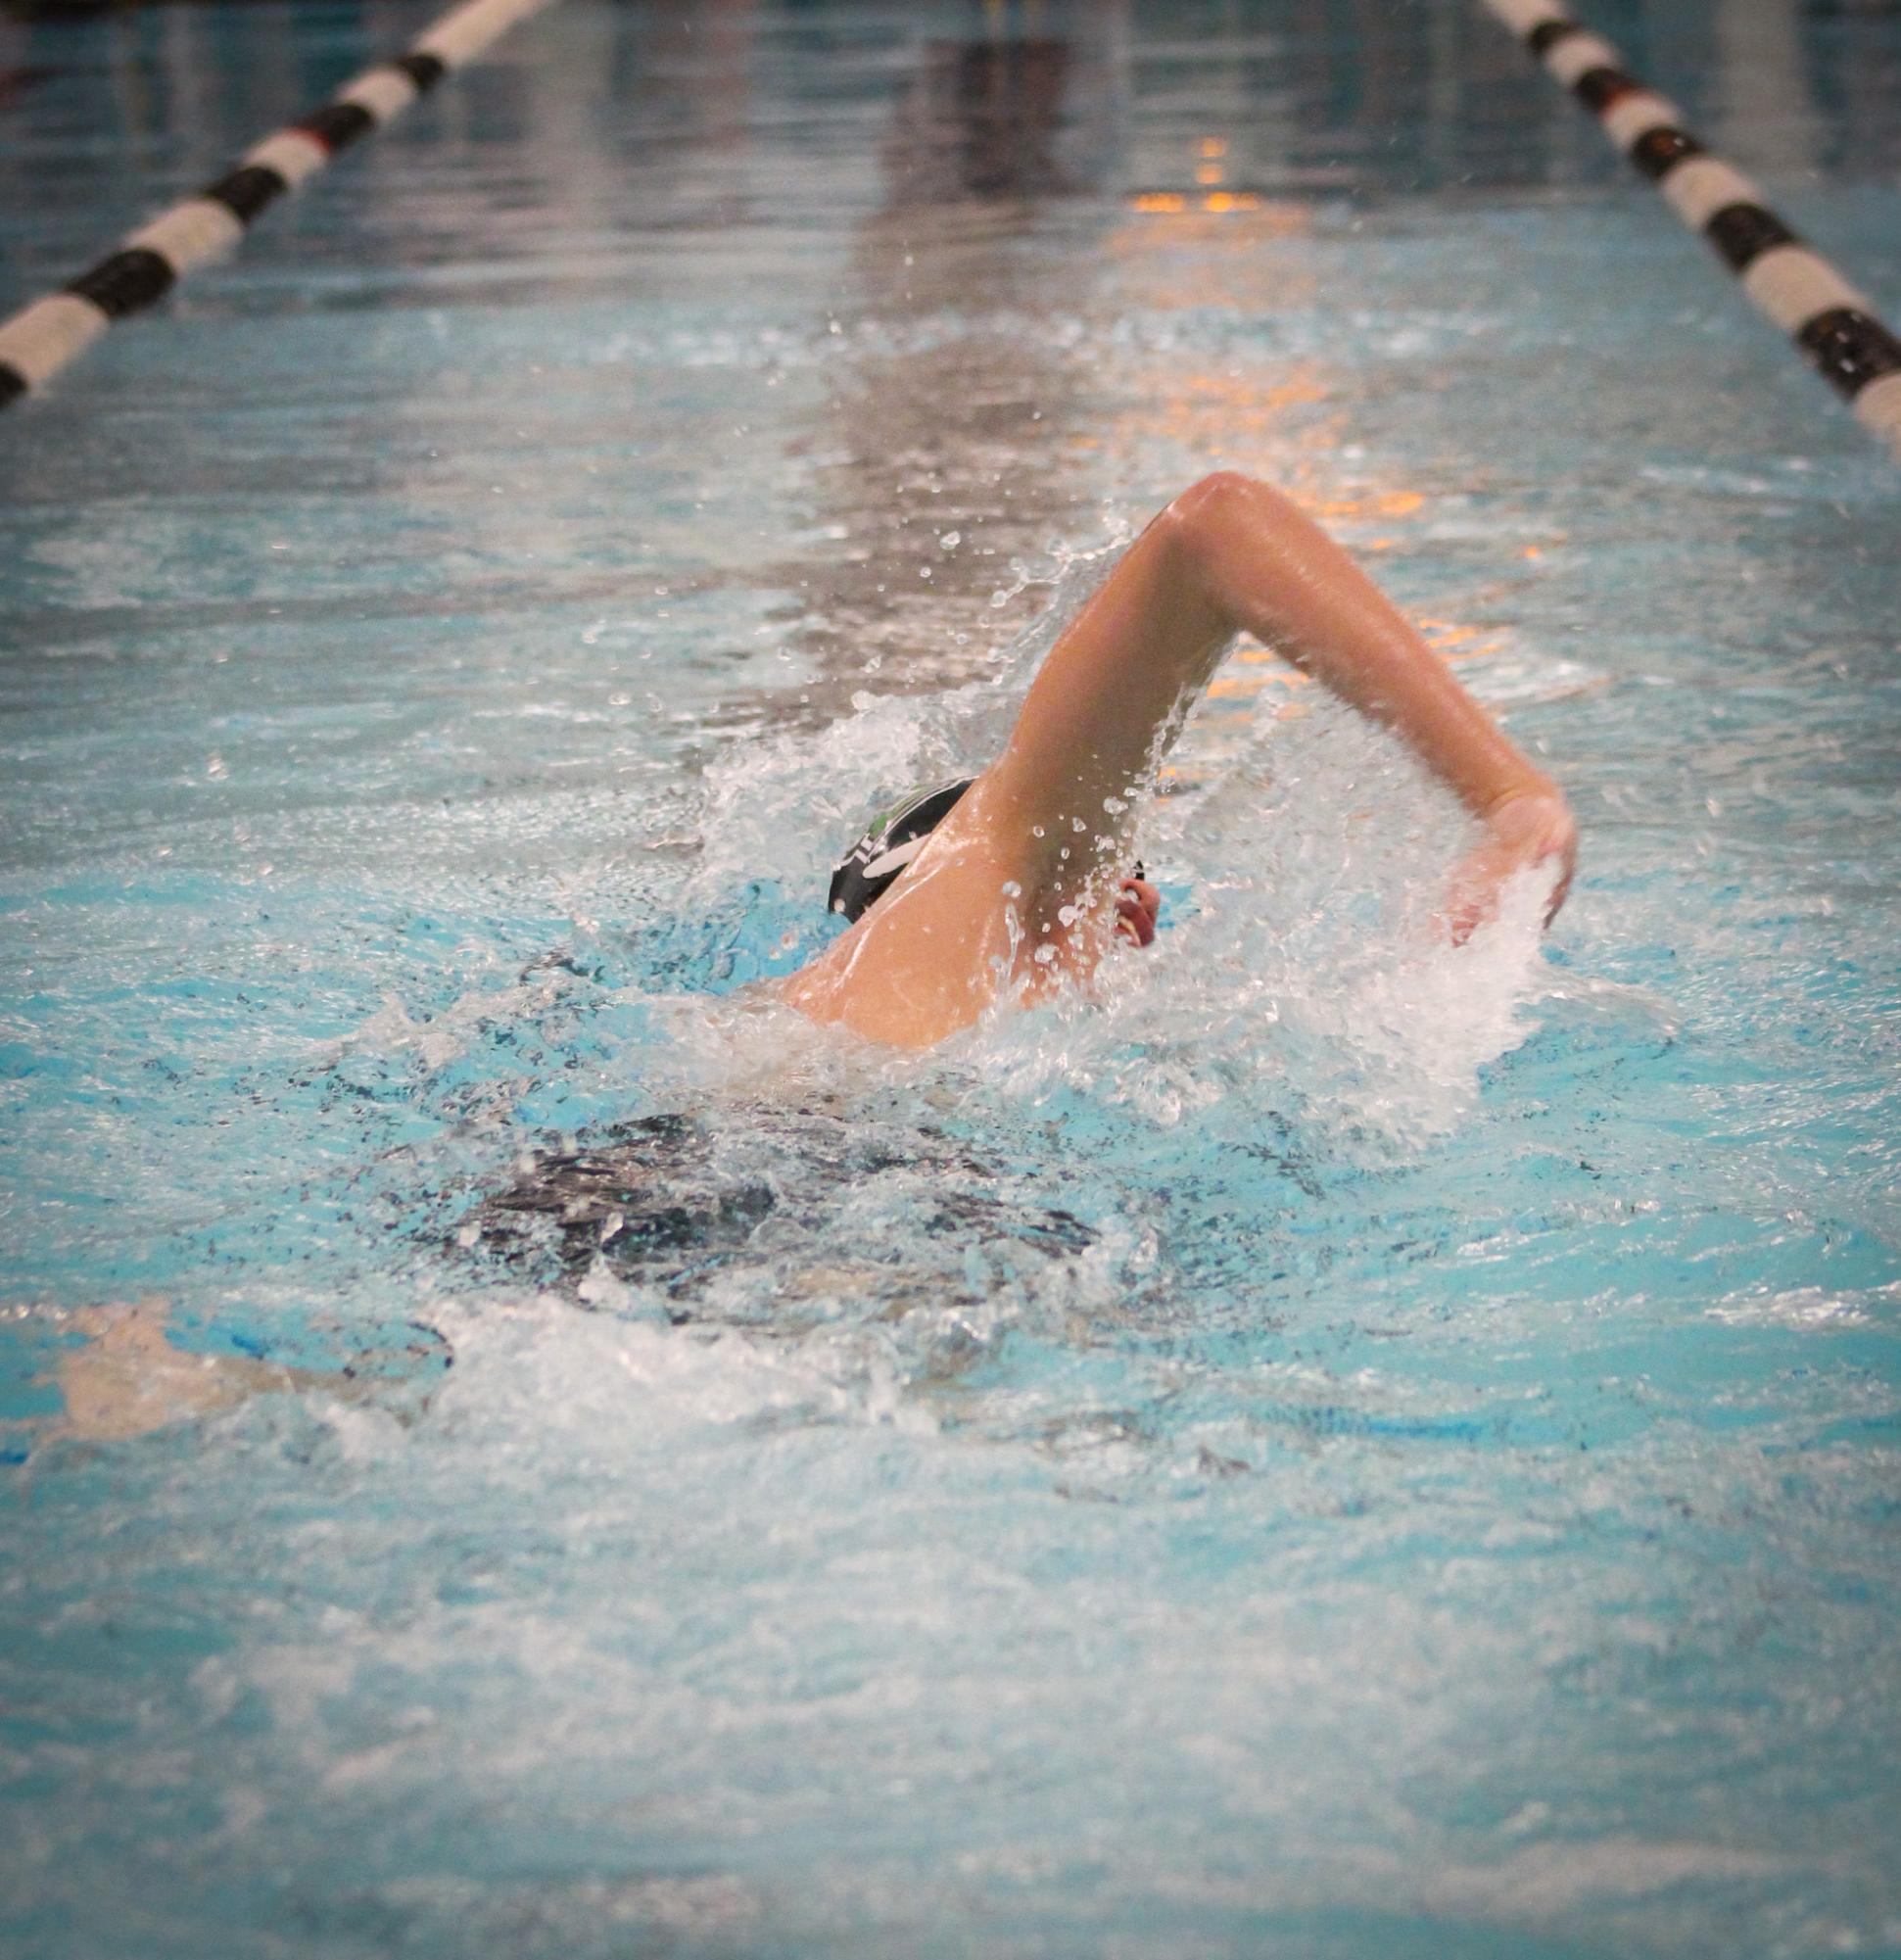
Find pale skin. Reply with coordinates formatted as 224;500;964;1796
782;471;1578;1050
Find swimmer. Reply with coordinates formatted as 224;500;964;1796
783;471;1577;1050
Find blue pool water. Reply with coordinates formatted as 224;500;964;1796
3;2;1899;1954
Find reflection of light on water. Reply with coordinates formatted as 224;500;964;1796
1103;363;1333;470
1132;132;1259;208
1078;235;1542;768
1128;189;1266;214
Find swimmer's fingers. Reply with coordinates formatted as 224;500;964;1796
1444;848;1510;947
1444;793;1577;944
1115;877;1161;948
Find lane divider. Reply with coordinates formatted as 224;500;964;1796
0;0;560;411
1480;0;1901;457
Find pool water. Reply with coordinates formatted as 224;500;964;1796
3;1;1899;1955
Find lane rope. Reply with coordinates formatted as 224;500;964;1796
0;0;561;411
1479;0;1901;458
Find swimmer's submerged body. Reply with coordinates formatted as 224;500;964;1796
782;472;1578;1051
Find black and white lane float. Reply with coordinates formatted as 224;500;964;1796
0;0;560;411
1481;0;1901;459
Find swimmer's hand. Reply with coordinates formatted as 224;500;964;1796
1116;876;1162;948
1445;789;1577;944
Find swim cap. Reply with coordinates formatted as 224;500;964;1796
828;777;975;922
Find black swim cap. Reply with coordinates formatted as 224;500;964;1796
827;777;975;922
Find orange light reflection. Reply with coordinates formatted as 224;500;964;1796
1126;190;1266;215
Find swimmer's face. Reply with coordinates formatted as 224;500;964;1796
1115;877;1161;948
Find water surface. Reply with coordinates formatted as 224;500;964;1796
2;2;1899;1955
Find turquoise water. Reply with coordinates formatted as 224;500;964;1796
3;1;1899;1954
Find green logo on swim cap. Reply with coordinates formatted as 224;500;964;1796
865;789;922;844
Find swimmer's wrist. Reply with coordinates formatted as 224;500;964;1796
1479;781;1578;891
1478;773;1565;827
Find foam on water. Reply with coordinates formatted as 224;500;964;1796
10;471;1895;1951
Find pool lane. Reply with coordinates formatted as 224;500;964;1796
3;4;1900;1957
0;0;566;409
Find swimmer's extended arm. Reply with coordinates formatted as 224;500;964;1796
784;473;1572;1048
985;471;1576;934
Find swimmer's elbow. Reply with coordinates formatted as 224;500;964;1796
1171;469;1264;522
1164;471;1304;586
